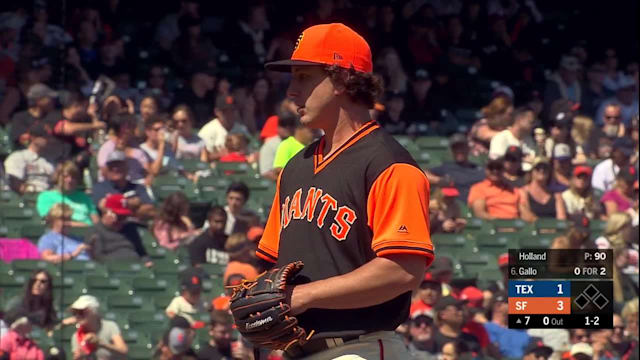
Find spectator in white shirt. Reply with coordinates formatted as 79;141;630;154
592;137;634;192
489;106;536;161
198;95;250;157
4;123;54;194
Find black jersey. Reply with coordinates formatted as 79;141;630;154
258;121;433;336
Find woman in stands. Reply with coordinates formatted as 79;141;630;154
601;167;636;218
5;270;58;330
468;95;513;155
36;161;99;226
518;157;567;221
170;104;208;161
561;165;602;220
153;191;200;250
38;203;90;263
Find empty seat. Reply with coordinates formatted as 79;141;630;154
108;294;154;315
107;261;153;279
11;260;54;276
85;275;132;298
535;218;568;234
132;277;174;297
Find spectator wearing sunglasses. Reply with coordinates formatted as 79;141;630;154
4;270;58;331
408;310;438;359
468;158;525;220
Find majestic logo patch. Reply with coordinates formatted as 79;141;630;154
333;52;343;60
294;33;304;51
246;316;273;330
397;225;408;233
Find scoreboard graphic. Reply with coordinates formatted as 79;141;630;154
508;249;613;329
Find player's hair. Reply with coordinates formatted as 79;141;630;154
324;64;384;109
226;181;250;201
210;309;233;327
207;205;227;221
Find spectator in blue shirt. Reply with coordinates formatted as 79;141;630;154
483;292;531;358
38;203;90;263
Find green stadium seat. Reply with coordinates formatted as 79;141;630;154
490;219;528;233
147;247;170;260
53;288;85;309
85;275;132;298
519;235;556;249
589;219;606;235
215;162;254;176
153;294;175;310
415;136;449;150
59;260;106;276
121;329;151;346
51;325;77;343
128;311;168;328
178;159;211;173
476;233;519;256
20;223;47;242
108;294;154;314
463;218;494;235
0;273;28;297
535;218;568;234
106;261;153;279
128;345;154;360
11;260;54;276
459;253;496;278
132;277;174;297
103;311;128;329
0;191;22;205
432;234;475;256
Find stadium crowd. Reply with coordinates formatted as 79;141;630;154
0;0;638;359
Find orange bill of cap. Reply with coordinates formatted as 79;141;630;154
265;23;372;73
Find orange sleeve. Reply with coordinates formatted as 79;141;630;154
467;181;483;207
256;173;282;263
367;163;434;263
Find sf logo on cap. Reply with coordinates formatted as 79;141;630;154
294;33;304;51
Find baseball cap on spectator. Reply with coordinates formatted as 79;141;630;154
560;55;581;71
504;145;523;161
498;253;511;267
265;23;372;73
180;267;203;293
552;143;572;161
568;214;590;232
104;194;132;216
70;295;100;312
460;286;484;309
449;133;467;147
413;68;430;81
523;340;553;359
492;85;514;100
573;165;592;177
611;137;634;156
247;226;264;242
411;309;434;321
223;261;259;287
164;316;196;354
106;150;127;165
441;187;459;197
421;271;441;285
429;256;454;276
549;99;579;124
434;295;467;312
27;83;58;101
215;95;235;111
570;342;593;357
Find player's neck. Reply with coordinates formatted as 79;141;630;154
322;107;370;157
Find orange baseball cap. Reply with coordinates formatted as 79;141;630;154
265;23;372;73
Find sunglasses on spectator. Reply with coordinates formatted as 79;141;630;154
73;309;89;318
34;278;49;284
151;126;164;132
412;318;433;327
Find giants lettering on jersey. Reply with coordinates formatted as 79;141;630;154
281;187;357;241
